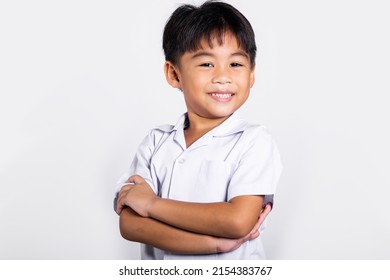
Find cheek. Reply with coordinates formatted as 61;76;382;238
182;76;206;92
236;78;251;89
242;74;254;88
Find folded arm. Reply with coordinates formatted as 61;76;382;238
119;207;264;254
116;175;264;239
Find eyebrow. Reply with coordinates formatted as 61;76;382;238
191;51;249;59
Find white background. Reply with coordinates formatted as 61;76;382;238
0;0;389;259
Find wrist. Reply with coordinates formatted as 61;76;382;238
147;196;161;218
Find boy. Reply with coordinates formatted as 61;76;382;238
115;1;282;259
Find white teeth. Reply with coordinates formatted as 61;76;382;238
210;93;233;98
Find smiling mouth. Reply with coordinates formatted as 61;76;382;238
209;93;234;98
208;92;235;102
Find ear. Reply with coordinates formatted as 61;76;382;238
164;61;181;89
249;62;256;88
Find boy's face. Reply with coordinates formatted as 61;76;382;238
165;33;255;122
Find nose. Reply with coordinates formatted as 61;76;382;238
211;66;232;84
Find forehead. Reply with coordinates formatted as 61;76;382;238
198;33;241;51
191;36;249;62
197;32;242;51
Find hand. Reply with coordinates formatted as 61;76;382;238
116;175;157;217
258;202;272;228
215;202;272;253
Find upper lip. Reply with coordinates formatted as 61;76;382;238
208;90;235;95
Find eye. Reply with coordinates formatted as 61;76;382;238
230;62;243;67
200;63;213;67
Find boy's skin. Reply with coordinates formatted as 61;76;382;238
117;32;272;254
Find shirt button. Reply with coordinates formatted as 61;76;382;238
178;158;185;164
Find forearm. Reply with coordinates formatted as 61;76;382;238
119;207;218;254
117;175;264;239
148;195;264;239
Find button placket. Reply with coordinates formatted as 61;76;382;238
168;152;187;199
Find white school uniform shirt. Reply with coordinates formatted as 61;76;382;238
115;112;282;260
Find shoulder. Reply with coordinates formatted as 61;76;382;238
242;123;270;137
152;124;175;133
235;121;281;161
215;113;270;138
138;113;185;149
215;114;276;150
139;124;175;148
239;121;273;146
148;124;175;138
147;113;185;138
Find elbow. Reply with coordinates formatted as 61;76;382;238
119;212;131;240
119;215;129;240
224;215;255;239
119;209;141;242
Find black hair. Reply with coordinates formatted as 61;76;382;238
163;1;256;66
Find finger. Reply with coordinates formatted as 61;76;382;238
118;184;133;199
116;191;128;206
117;190;128;204
125;178;136;184
242;226;260;243
116;198;124;215
127;174;145;185
122;181;136;186
250;216;262;234
116;189;130;214
240;233;251;244
259;202;272;215
258;203;272;225
118;182;138;199
248;230;260;241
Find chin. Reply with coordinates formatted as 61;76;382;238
206;111;235;119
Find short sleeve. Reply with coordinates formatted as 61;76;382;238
227;126;282;205
113;130;159;211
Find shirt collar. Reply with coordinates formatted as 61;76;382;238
209;112;249;137
159;112;249;136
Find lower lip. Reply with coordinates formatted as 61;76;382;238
208;94;234;102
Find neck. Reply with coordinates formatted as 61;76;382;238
183;112;231;148
185;112;231;133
